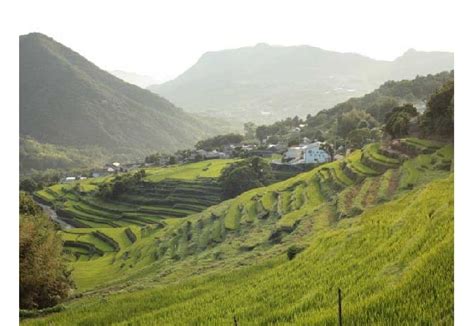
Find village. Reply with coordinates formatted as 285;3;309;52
60;136;341;183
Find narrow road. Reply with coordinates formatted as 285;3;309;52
35;201;73;230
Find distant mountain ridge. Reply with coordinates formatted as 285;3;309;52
149;43;453;123
20;33;222;170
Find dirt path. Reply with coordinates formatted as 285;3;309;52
35;201;74;229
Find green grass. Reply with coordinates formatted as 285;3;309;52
23;175;454;325
404;137;444;149
399;145;453;190
377;169;398;202
364;143;400;165
23;140;454;324
345;150;379;177
144;159;235;182
34;160;236;229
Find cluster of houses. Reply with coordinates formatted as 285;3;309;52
61;161;142;183
172;144;261;164
60;137;336;183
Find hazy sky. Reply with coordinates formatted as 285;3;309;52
18;0;455;83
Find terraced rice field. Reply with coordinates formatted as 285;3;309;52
23;138;454;325
34;160;233;229
37;141;450;290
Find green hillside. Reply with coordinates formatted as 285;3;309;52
149;43;453;123
252;71;454;147
23;138;453;324
20;33;224;171
20;136;109;172
34;159;234;229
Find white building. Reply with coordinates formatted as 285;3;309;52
283;142;330;165
284;146;304;160
302;142;330;164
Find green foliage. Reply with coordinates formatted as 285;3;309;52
195;133;244;151
421;80;454;137
20;33;223;171
168;156;177;165
35;160;234;231
256;117;303;142
97;170;146;199
22;141;454;324
347;128;371;148
20;192;43;216
20;193;73;309
287;244;306;260
20;304;65;319
149;43;453;124
251;72;453;148
22;174;453;325
243;122;257;140
20;136;107;173
307;71;453;139
20;178;39;193
144;152;162;164
20;169;63;191
220;157;274;198
384;104;419;139
337;110;378;138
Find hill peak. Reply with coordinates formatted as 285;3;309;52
20;33;221;168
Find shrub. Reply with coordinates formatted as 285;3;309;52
220;156;274;198
125;228;137;244
287;245;306;260
20;193;74;309
93;231;120;251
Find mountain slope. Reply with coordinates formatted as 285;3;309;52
20;33;220;166
23;140;453;324
149;44;453;123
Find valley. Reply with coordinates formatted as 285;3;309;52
17;26;455;325
23;137;454;324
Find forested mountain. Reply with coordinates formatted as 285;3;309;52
20;33;221;171
252;71;454;146
149;43;453;123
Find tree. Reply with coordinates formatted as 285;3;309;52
168;156;177;165
220;157;274;198
20;178;38;193
145;153;162;164
97;170;146;199
420;81;454;137
347;128;371;148
384;104;419;139
243;122;257;140
337;109;377;138
20;192;73;309
255;126;269;143
287;136;300;147
195;134;244;151
266;135;279;145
